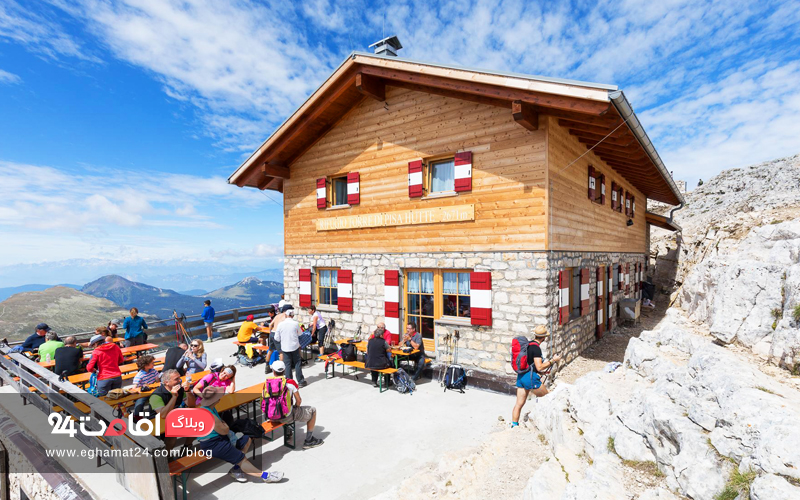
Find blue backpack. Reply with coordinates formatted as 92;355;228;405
392;368;416;394
444;365;467;393
87;372;100;397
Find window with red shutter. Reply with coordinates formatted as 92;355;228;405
408;160;423;198
316;178;326;209
346;172;360;205
454;151;473;192
588;165;596;201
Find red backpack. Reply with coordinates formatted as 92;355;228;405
511;337;538;374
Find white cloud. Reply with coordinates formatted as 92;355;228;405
0;68;21;84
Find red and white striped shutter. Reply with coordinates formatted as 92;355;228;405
625;263;631;295
316;178;327;209
580;268;590;316
384;270;400;337
588;165;596;200
337;270;353;312
454;151;472;192
596;267;605;338
408;160;423;198
346;172;360;205
617;264;624;291
299;269;312;307
558;270;569;325
470;272;492;326
599;174;606;205
625;192;631;217
607;267;614;330
611;181;618;210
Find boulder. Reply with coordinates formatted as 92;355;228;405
561;455;627;500
749;474;800;500
521;459;567;500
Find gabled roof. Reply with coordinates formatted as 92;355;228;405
229;52;684;205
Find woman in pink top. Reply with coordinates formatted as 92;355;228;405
193;365;236;404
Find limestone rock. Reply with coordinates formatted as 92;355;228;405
521;460;567;500
749;474;800;500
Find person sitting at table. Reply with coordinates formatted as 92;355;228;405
193;365;236;404
178;339;207;375
365;327;393;389
86;333;124;396
163;342;188;376
54;336;83;378
149;369;196;451
196;386;285;483
267;360;324;449
122;307;148;347
22;323;59;352
401;322;427;381
132;355;160;417
237;315;267;344
38;331;64;363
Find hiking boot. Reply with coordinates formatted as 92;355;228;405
303;436;324;449
261;471;284;483
228;467;247;483
299;380;308;388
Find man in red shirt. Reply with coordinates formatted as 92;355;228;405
86;334;124;396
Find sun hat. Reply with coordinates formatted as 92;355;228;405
270;360;285;373
199;386;225;407
533;325;550;338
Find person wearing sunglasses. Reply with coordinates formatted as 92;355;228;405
178;339;208;375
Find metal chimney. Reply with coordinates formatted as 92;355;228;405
369;36;402;57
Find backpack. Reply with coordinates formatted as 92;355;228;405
444;365;467;392
87;372;99;397
237;353;263;368
299;330;313;348
392;368;416;394
341;342;358;362
262;376;292;420
511;337;539;374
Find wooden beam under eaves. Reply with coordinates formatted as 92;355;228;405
257;175;273;190
262;162;290;179
266;177;283;193
512;100;538;131
356;73;385;101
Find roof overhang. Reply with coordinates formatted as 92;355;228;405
229;52;683;205
646;211;682;232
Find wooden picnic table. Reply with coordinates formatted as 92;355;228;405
100;370;211;407
38;343;158;368
67;355;166;387
78;337;125;348
335;339;420;368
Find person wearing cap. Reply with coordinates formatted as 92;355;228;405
107;321;120;338
511;325;562;428
196;386;285;483
122;307;148;347
267;361;324;449
54;336;84;377
37;331;65;363
274;309;306;387
236;314;268;344
22;323;60;351
86;332;125;396
202;299;216;342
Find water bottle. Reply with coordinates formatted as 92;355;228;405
46;353;51;362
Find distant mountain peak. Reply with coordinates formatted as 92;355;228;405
238;276;262;285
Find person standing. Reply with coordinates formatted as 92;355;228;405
309;305;327;357
202;300;216;342
510;326;561;428
86;333;124;396
275;310;305;387
122;308;148;347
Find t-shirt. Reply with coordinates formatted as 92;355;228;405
123;316;148;339
38;340;65;362
275;319;301;352
237;321;259;342
312;311;325;330
405;332;425;356
527;342;543;373
54;346;83;376
133;368;160;388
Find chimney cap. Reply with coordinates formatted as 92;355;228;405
368;35;403;51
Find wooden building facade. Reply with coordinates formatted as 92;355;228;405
230;49;683;382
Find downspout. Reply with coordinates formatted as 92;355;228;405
608;91;685;215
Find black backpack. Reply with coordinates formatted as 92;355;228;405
444;365;467;393
392;368;416;394
341;342;358;362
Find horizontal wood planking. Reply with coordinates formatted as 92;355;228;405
284;87;548;255
547;117;646;253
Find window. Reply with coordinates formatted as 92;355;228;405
570;267;581;320
316;268;338;306
330;176;348;207
405;269;471;340
428;158;455;194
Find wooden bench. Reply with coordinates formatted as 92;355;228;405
262;420;296;449
169;454;211;500
319;356;398;393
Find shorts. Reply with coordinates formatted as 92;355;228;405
269;334;281;352
515;371;542;390
315;326;328;347
204;322;213;327
276;405;315;425
198;435;250;465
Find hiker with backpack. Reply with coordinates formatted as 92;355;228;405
264;360;324;449
510;325;562;428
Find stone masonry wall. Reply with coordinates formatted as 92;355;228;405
284;251;645;380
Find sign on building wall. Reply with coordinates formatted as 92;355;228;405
317;204;475;231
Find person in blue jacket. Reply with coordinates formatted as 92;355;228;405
122;307;148;347
202;300;216;342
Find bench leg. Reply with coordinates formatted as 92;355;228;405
174;472;189;500
283;422;296;449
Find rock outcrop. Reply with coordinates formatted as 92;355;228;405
522;310;800;500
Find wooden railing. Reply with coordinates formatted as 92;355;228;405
0;349;173;499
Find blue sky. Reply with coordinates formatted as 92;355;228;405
0;0;799;288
